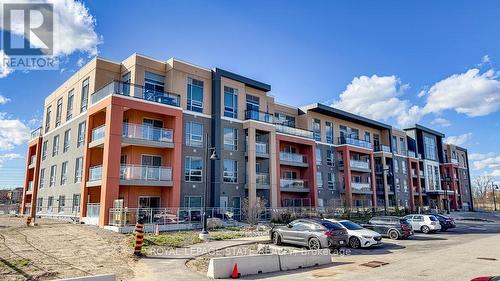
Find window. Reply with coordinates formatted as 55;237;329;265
394;158;399;173
223;127;238;151
224;86;238;118
364;132;371;143
313;119;321;141
184;196;202;208
246;95;260;112
141;155;162;166
39;168;45;189
60;161;68;185
45;105;51;133
63;129;71;153
55;98;63;127
399;137;405;155
144;71;165;99
187;77;204;112
52;135;59;156
223;160;238;183
36;198;43;212
327;173;335;189
77;121;86;147
424;135;437;160
185;156;203;182
49;165;57;187
80;78;89;112
185;122;203;147
403;179;408;193
326;122;334;144
275;112;295;127
42;140;48;160
401;161;407;175
72;194;81;214
75;157;83;183
392;136;398;153
395;178;400;191
326;150;334;166
316;172;323;188
47;196;53;213
316;148;322;164
58;195;65;213
66;89;74;120
122;72;131;95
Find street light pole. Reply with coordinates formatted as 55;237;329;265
493;184;498;212
444;176;451;214
200;133;218;240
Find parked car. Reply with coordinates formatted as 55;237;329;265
363;216;413;240
403;214;441;233
326;219;382;249
433;214;456;231
270;218;348;250
471;276;500;281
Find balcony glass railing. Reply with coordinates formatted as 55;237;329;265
30;127;42;140
374;144;391;153
120;165;172;182
122;123;173;143
256;173;270;185
245;110;274;124
29;155;36;166
280;152;307;164
27;181;33;192
351;182;371;192
338;136;372;149
350;159;370;170
91;81;181;107
280;179;308;189
275;124;314;139
255;142;269;154
86;203;100;218
91;125;105;142
407;150;416;158
88;165;103;181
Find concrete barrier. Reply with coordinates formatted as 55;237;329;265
278;250;332;271
207;254;280;279
55;273;115;281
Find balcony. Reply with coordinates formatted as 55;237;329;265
280;179;310;192
419;170;424;177
87;165;102;187
374;145;391;153
28;155;36;169
245;173;270;189
245;110;274;124
122;123;174;148
89;125;105;148
91;80;180;107
350;182;372;194
408;150;417;158
411;169;417;178
350;159;370;171
338;136;372;149
255;142;269;157
279;152;308;167
26;181;33;193
120;165;173;186
30;127;42;140
275;125;314;139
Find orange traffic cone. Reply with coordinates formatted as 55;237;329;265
231;263;239;279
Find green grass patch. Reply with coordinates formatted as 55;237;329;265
13;258;31;267
210;232;246;241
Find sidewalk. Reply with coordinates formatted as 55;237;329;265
449;211;500;222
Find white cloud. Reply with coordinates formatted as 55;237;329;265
0;113;30;150
77;58;85;67
0;153;22;168
431;117;451;127
479;55;491;67
0;50;13;78
470;153;500;170
444;133;472;146
0;0;101;78
0;94;11;105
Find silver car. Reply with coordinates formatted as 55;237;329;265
403;214;441;233
270;218;348;249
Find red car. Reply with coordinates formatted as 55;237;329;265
471;276;500;281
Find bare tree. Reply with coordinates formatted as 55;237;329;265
472;175;494;200
241;197;268;225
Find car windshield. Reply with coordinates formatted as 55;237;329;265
400;219;409;224
429;216;438;221
340;221;363;230
321;221;343;230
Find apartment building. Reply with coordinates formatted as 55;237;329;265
21;53;473;227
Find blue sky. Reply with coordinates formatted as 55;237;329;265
1;0;500;188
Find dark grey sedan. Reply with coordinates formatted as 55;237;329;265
270;218;348;249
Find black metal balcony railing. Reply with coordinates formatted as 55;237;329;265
338;136;373;149
91;81;181;107
244;109;274;124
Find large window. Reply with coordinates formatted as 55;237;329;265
424;135;437;160
275;112;295;127
326;122;334;144
49;165;57;187
313;119;321;141
122;72;131;96
144;71;165;98
39;168;45;189
80;78;89;113
63;129;71;153
42;140;48;160
55;98;63;127
316;148;322;164
47;196;53;213
184;196;202;208
364;132;371;143
327;172;335;190
141;155;162;166
401;160;407;175
223;160;238;183
75;157;83;183
66;89;74;121
52;135;59;156
223;127;238;151
77;121;86;148
72;194;81;214
58;195;65;213
316;172;323;188
60;161;68;185
394;158;399;173
224;86;238;118
187;77;204;112
185;156;203;182
326;150;334;166
36;198;43;213
185;122;203;147
246;95;260;112
399;137;405;155
392;136;398;153
45;105;51;133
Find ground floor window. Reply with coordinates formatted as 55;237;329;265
184;196;202;208
72;194;81;214
138;196;160;209
58;195;65;213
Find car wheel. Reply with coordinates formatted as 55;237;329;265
388;230;400;240
308;237;321;250
349;237;361;249
421;225;430;234
272;232;282;245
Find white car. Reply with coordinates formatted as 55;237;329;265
326;219;382;249
403;214;441;234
